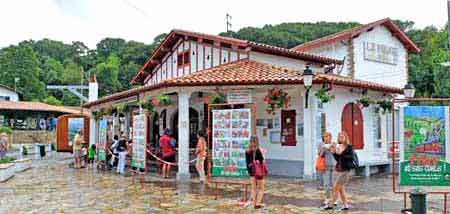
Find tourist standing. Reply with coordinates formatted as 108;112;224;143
73;130;83;169
195;130;207;183
245;136;266;209
159;129;175;178
117;135;128;174
109;135;119;169
317;132;336;209
323;131;354;211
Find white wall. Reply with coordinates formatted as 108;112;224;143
0;87;19;101
249;52;322;72
307;42;350;76
353;26;408;89
253;88;305;161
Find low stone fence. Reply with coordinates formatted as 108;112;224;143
0;158;32;182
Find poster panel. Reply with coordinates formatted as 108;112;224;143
131;111;147;170
68;118;84;147
212;108;251;177
400;106;450;186
98;119;107;161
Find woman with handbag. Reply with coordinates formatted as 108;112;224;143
245;136;267;209
316;132;336;209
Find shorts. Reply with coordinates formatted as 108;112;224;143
163;155;175;163
73;150;82;158
88;158;94;163
335;171;350;185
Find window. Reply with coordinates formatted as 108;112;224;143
177;51;190;68
373;109;383;148
0;96;10;101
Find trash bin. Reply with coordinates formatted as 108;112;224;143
39;144;46;158
410;190;426;214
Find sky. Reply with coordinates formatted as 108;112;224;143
0;0;448;48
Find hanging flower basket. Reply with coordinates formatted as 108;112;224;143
155;95;172;106
114;103;128;116
264;88;290;115
138;100;155;112
314;88;335;104
93;111;102;121
210;92;227;104
375;100;393;114
356;96;374;108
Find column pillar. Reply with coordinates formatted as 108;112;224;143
177;90;191;181
303;89;317;179
89;112;97;146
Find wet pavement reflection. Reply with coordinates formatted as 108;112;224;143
0;154;448;213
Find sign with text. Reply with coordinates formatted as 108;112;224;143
131;111;147;170
400;106;450;186
227;90;252;104
212;109;251;177
98;119;107;161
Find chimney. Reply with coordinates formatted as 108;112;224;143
88;74;98;102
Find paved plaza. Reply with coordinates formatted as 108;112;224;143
0;154;448;213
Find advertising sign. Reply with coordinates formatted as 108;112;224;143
131;111;147;170
212;108;251;177
227;90;252;104
98;119;107;161
400;106;450;186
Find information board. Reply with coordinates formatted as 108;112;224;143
131;111;147;170
212;108;251;177
98;119;107;161
400;106;450;186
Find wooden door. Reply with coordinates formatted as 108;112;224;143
341;103;364;149
281;110;296;146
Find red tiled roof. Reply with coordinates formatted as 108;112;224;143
291;18;420;53
130;29;343;85
85;60;402;108
0;101;82;114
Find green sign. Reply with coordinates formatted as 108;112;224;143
132;111;147;170
400;106;450;186
98;119;107;161
212;109;251;177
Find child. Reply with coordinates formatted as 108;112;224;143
88;144;96;168
81;146;88;168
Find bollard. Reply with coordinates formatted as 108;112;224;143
410;189;426;214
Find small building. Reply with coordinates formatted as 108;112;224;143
0;84;21;101
84;18;419;178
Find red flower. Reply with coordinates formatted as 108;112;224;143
151;99;159;106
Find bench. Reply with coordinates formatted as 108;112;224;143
208;178;251;201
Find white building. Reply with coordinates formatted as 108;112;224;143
0;84;20;101
84;18;419;179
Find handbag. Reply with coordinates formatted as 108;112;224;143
252;149;268;180
315;155;326;172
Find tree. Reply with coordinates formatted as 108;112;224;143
92;54;122;97
43;96;62;106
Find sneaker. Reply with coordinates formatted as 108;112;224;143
337;205;350;211
319;204;329;209
321;205;334;210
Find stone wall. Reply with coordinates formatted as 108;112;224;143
11;130;55;144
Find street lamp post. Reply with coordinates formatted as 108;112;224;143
403;83;415;99
302;66;314;108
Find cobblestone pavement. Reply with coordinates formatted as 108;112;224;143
0;154;448;213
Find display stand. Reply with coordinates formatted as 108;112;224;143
97;119;108;171
131;109;148;189
206;102;256;203
392;98;450;213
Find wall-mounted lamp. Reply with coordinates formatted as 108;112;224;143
302;65;314;108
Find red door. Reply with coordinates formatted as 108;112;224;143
281;110;296;146
341;103;364;150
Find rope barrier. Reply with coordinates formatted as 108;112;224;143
146;149;198;166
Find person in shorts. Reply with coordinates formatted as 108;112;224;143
159;129;175;178
88;144;96;168
73;130;83;169
323;131;354;211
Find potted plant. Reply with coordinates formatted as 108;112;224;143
376;100;393;114
114;103;128;116
264;88;290;115
139;100;155;112
314;88;335;104
154;95;172;106
357;96;374;108
210;92;227;104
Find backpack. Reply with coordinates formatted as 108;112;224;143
350;150;359;169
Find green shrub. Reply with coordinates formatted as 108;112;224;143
0;157;15;164
0;126;13;135
51;144;56;151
